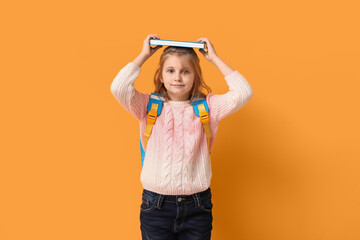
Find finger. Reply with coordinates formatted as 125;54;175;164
147;34;159;45
197;38;208;42
198;39;210;49
197;39;207;49
150;34;160;39
203;42;208;49
145;34;153;42
148;34;157;40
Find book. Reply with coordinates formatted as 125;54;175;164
149;39;205;49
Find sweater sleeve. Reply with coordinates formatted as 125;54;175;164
110;62;149;121
207;70;253;123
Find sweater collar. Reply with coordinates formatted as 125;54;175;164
167;100;191;105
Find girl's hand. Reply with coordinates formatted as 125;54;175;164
140;34;163;59
197;38;218;63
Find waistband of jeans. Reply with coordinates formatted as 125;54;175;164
143;188;211;203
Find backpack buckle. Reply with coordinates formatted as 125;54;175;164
198;104;209;124
147;103;158;124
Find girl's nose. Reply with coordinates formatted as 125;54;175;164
175;74;182;81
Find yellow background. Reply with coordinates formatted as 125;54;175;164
1;0;359;239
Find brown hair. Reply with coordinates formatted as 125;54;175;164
153;46;211;101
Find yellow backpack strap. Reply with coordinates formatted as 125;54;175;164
192;98;211;153
144;103;158;150
198;104;211;153
142;93;165;155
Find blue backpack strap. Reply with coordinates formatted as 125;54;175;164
140;93;165;166
191;97;209;117
147;92;165;115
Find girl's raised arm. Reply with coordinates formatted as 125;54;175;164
197;38;235;77
110;34;162;120
197;38;253;122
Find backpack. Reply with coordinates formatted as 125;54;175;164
140;92;211;166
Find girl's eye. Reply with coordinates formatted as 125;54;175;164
167;69;190;74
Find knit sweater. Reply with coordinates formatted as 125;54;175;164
110;62;253;195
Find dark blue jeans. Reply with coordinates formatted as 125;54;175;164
140;188;213;240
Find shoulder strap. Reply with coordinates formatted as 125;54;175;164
191;97;211;153
147;93;165;114
141;93;165;166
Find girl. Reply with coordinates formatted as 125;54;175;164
110;34;253;240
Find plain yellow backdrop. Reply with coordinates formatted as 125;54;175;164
1;0;359;239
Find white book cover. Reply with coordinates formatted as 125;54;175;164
149;39;205;49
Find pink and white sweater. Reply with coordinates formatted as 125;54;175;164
110;62;253;195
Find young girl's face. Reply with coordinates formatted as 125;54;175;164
161;54;195;101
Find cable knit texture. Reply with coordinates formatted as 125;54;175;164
110;62;253;195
